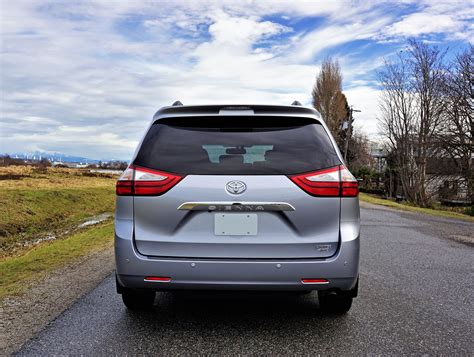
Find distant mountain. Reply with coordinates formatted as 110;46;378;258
5;151;101;164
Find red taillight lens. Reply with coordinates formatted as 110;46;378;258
289;165;358;197
289;166;341;197
340;167;359;197
301;278;329;284
133;166;184;196
116;165;184;196
341;181;359;197
144;276;171;282
116;167;134;195
116;180;133;195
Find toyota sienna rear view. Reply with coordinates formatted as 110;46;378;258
115;103;360;314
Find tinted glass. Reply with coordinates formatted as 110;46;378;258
134;116;340;175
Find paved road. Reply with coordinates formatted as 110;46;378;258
18;204;473;355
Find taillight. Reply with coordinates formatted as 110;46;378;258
133;166;184;196
340;167;359;197
289;165;358;197
116;165;184;196
116;167;134;195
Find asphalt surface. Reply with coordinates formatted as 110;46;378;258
18;204;474;355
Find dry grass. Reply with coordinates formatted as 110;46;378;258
0;166;117;257
359;193;474;222
0;165;117;189
0;221;114;300
0;166;117;301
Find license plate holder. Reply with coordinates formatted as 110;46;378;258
214;213;258;236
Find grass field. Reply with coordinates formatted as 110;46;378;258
0;166;117;300
359;193;474;222
0;166;117;257
0;222;114;300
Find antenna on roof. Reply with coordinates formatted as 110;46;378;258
172;101;183;106
291;100;302;106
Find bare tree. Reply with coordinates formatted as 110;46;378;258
439;45;474;203
379;40;448;206
312;58;349;145
407;40;447;205
379;52;420;204
345;131;373;172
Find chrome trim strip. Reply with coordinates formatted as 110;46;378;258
177;202;296;212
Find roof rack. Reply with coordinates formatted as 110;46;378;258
291;100;302;106
172;101;183;106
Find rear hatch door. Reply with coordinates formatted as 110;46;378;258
132;116;342;259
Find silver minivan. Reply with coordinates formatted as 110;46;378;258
115;103;360;314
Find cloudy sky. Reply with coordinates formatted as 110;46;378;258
1;0;472;160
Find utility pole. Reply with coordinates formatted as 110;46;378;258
343;106;361;162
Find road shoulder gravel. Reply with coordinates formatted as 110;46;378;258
0;247;114;355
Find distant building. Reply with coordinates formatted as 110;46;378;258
368;141;471;204
426;158;470;204
369;143;387;174
51;161;88;168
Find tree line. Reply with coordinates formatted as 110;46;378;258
379;40;472;207
312;40;473;208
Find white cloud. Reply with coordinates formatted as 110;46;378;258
1;1;471;159
384;13;463;37
344;86;382;139
290;16;392;62
380;0;473;40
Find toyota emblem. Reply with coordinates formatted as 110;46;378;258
226;180;247;194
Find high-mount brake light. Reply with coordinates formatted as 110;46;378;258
289;165;358;197
116;165;184;196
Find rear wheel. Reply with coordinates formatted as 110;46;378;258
121;290;155;310
318;291;353;315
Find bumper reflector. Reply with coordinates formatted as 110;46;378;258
144;276;171;282
301;278;329;284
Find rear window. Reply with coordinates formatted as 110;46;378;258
134;116;340;175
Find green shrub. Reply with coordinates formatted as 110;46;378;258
464;205;474;216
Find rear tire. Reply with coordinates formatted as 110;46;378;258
318;291;353;315
122;290;155;310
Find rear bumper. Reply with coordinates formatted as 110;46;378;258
115;233;359;292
